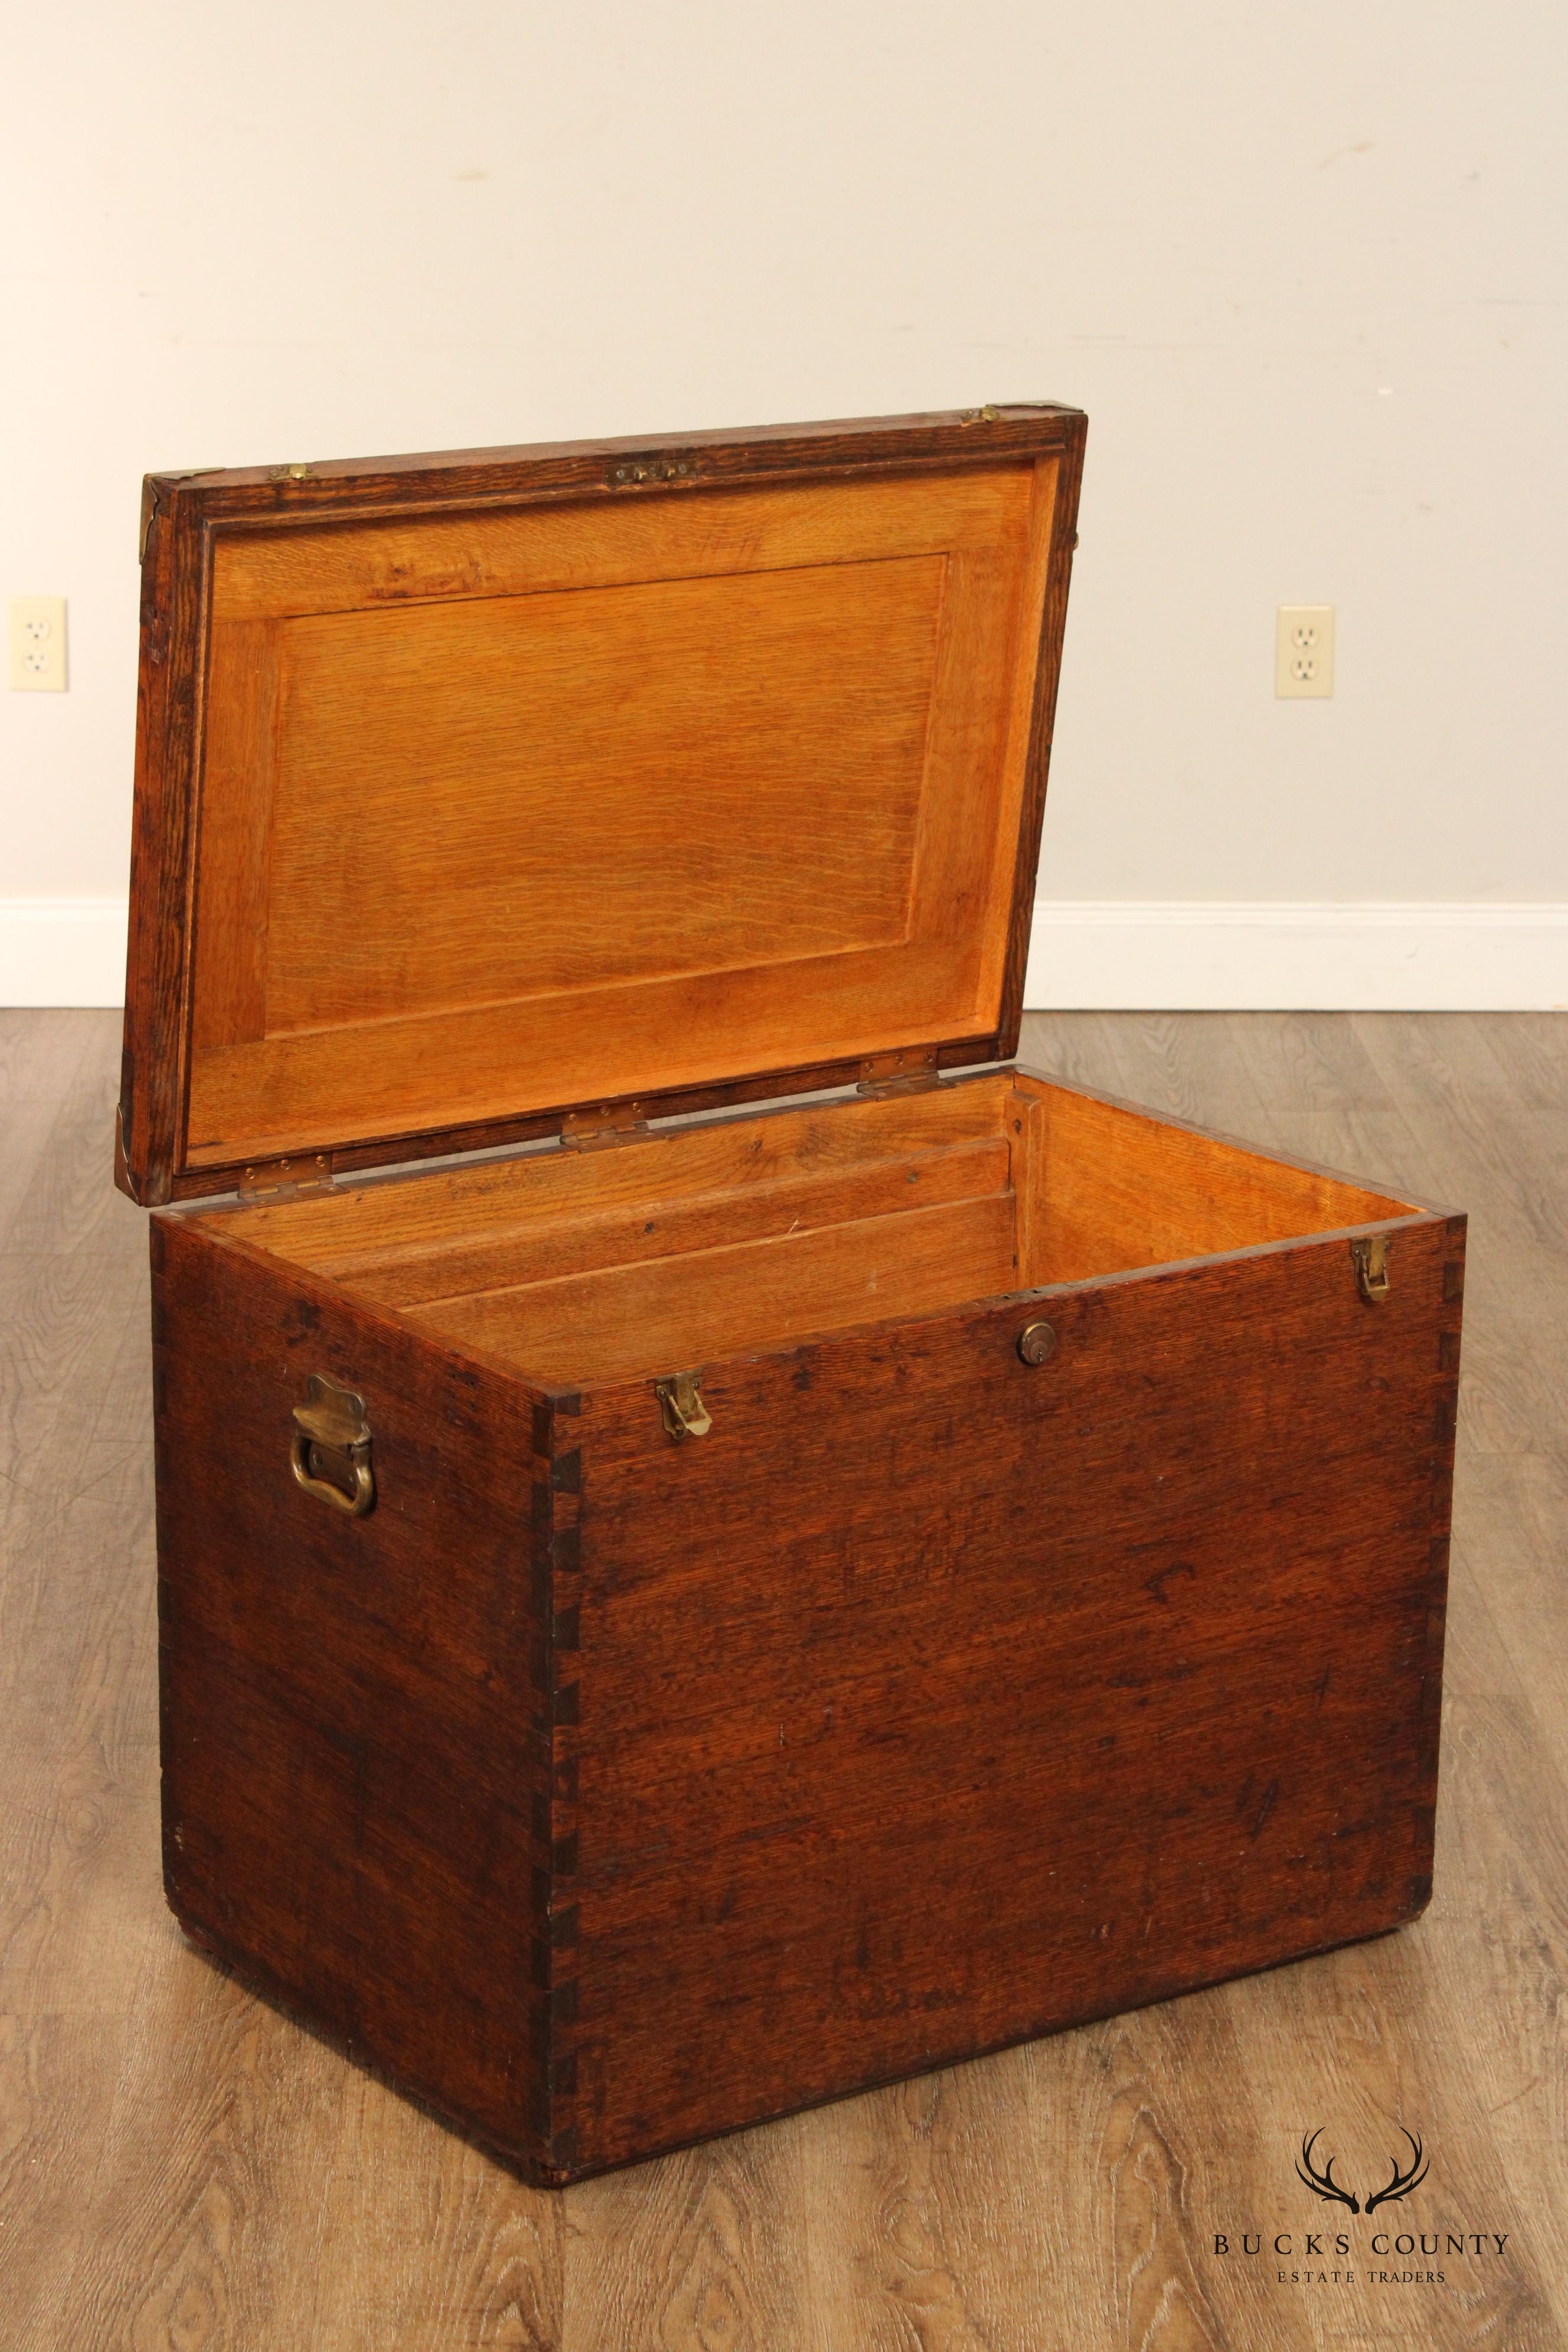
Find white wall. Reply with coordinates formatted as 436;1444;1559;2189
3;0;1564;1005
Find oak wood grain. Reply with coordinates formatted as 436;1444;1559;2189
409;1188;1020;1384
343;1136;1010;1308
214;1066;1420;1390
216;1077;1011;1265
259;553;950;1030
187;619;281;1051
1008;1069;1412;1285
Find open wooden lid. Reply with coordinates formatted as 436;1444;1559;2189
118;405;1085;1204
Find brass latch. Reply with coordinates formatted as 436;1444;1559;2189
655;1370;711;1440
1351;1234;1391;1304
290;1375;375;1515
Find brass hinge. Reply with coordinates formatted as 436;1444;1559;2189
857;1049;940;1097
560;1105;651;1151
238;1154;336;1201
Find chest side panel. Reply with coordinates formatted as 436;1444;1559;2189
149;1217;556;2171
567;1215;1464;2172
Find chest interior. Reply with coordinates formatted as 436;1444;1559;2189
202;1071;1415;1390
130;409;1416;1383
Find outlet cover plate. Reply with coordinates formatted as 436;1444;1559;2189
1276;603;1334;698
8;596;68;692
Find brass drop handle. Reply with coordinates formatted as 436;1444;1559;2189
290;1374;375;1515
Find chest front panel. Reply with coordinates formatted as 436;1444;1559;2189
563;1225;1459;2170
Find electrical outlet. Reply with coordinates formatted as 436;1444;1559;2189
1276;604;1334;698
8;597;68;691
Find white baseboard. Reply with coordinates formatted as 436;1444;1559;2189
2;896;1566;1014
1025;901;1568;1012
0;899;129;1008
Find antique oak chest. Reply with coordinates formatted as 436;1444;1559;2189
117;406;1464;2184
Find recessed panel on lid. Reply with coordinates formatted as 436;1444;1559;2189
181;460;1061;1171
262;555;943;1033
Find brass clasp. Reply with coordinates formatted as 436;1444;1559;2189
1351;1234;1391;1304
655;1370;711;1440
290;1374;375;1514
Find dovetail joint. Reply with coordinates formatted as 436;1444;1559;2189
530;1408;583;2168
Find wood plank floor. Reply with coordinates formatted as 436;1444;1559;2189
2;1008;1564;2351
